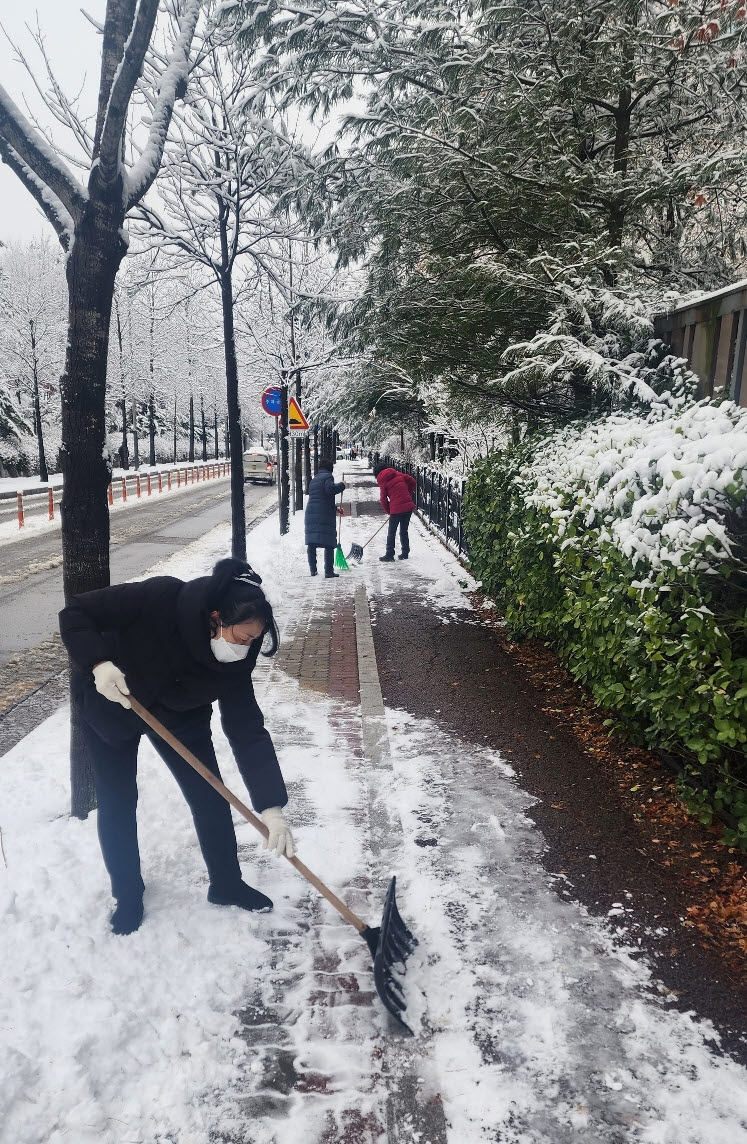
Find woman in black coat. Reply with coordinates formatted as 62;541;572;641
304;455;345;577
59;557;293;935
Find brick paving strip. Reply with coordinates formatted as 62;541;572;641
234;565;449;1141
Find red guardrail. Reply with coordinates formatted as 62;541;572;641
3;462;232;529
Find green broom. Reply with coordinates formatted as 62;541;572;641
334;492;350;570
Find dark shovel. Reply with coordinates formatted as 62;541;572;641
347;518;388;564
130;696;419;1034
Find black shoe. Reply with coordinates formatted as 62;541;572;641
111;896;144;935
309;571;318;577
324;572;339;578
208;881;273;912
398;553;409;560
379;555;395;562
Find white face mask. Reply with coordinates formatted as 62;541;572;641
210;623;251;663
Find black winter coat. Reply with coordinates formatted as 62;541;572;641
59;575;287;813
304;467;345;547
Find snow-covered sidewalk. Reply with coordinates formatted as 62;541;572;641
1;462;746;1143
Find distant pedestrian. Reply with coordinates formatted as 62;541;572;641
305;455;346;578
374;464;416;562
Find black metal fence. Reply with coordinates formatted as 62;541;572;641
371;454;469;556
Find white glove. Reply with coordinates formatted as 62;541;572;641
92;661;131;709
260;806;294;858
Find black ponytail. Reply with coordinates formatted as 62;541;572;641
209;558;279;656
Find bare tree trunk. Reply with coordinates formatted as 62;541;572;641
148;299;156;465
304;435;311;492
287;244;304;510
213;405;219;458
219;266;246;559
605;82;632;285
114;296;129;469
148;390;156;466
29;320;49;482
61;209;127;818
172;393;178;463
132;394;139;468
0;0;201;825
200;393;208;461
121;397;129;470
188;393;195;462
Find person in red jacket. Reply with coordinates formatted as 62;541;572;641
374;463;416;561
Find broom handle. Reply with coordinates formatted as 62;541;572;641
129;696;368;934
337;491;343;544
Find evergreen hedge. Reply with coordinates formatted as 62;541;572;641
463;399;747;843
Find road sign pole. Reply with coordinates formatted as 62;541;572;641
279;379;290;536
275;417;281;518
259;385;285;533
293;368;304;511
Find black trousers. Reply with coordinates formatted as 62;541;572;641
81;685;242;903
385;511;412;557
307;544;334;576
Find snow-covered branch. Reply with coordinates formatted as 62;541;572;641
0;85;87;227
97;0;160;185
125;0;203;209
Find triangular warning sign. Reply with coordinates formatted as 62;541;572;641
288;396;309;431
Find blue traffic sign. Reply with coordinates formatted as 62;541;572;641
261;387;282;416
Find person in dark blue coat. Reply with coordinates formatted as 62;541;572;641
59;558;293;935
304;455;346;578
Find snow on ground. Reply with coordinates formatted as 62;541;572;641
0;475;64;493
385;706;747;1143
0;460;217;494
1;462;747;1143
0;463;232;548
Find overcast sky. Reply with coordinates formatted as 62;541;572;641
0;4;342;251
0;1;107;246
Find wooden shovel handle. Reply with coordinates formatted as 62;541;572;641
129;695;367;934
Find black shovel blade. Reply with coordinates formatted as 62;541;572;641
360;876;418;1035
346;542;364;563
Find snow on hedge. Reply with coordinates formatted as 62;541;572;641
524;389;747;583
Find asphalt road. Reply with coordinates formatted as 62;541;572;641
0;479;277;742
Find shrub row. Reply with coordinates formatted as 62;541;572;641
463;396;747;844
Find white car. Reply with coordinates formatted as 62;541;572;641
243;449;275;485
